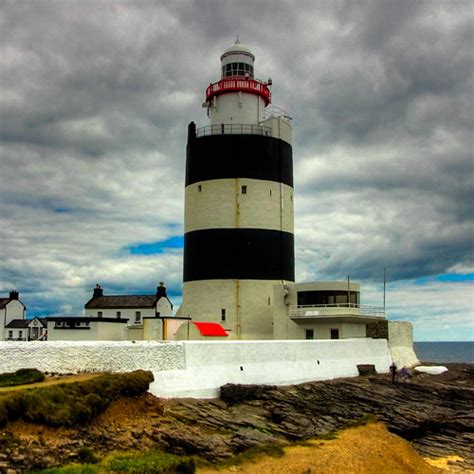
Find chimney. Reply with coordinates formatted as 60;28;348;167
9;290;19;300
93;284;103;298
156;282;167;298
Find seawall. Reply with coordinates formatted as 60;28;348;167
0;338;392;398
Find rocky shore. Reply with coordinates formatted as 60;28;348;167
1;363;473;472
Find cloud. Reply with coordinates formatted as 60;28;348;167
0;1;472;340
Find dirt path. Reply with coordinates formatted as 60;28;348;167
0;373;103;393
198;423;445;474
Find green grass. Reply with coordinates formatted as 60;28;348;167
0;368;45;387
0;370;153;428
39;450;195;474
104;450;195;473
39;466;100;474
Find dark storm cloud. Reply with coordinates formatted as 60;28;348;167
0;0;472;336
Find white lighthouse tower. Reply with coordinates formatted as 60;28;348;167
181;40;294;339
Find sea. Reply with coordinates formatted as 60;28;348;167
414;341;474;364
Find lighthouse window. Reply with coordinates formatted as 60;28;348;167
221;308;226;322
241;185;247;194
198;185;202;192
223;62;254;78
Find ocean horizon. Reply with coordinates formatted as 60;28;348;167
414;341;473;364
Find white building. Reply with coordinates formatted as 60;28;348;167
273;281;385;340
46;316;129;341
46;282;190;341
0;291;47;341
0;290;26;339
84;282;174;323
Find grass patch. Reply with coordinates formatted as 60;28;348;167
104;450;195;473
0;368;45;387
39;466;99;474
39;450;195;474
0;370;153;428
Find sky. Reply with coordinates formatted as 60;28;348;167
0;0;472;341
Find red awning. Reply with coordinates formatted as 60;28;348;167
192;322;229;337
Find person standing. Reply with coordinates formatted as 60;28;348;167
390;362;397;383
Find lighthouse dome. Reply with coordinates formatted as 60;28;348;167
220;39;255;78
221;40;255;61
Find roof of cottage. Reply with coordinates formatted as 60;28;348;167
5;319;29;328
0;296;26;309
0;298;9;309
85;295;159;309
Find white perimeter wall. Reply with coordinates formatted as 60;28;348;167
0;341;185;373
0;338;392;398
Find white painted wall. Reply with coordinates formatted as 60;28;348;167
157;298;173;316
1;300;26;340
143;318;163;340
209;93;266;125
84;307;155;325
260;116;292;145
0;339;391;399
388;321;420;368
281;322;366;340
47;321;128;341
185;179;294;233
151;339;392;398
0;341;185;373
181;279;284;339
4;327;27;341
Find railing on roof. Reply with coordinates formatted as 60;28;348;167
264;105;292;123
196;123;272;137
206;77;271;105
289;303;385;319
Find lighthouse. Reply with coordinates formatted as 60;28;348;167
181;40;294;339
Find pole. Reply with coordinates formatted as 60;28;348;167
383;268;386;313
347;275;350;307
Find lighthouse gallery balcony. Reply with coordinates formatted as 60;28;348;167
196;123;272;137
206;77;271;105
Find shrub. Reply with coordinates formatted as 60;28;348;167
0;370;154;428
38;451;194;474
0;368;45;387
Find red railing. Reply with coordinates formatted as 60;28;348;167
206;78;271;106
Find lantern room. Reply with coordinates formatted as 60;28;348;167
205;39;271;126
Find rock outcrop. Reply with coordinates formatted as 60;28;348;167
3;363;473;472
158;364;473;470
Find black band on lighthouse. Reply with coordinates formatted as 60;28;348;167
183;228;295;282
186;134;293;187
